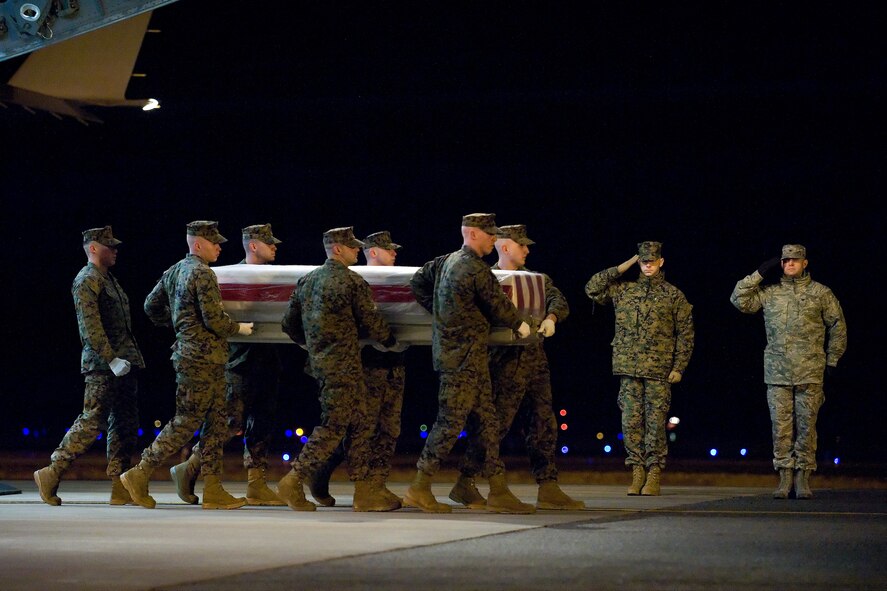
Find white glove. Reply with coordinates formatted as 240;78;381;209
109;357;131;377
516;321;531;339
537;318;556;338
387;340;410;353
237;322;254;336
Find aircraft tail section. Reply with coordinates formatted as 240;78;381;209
9;10;152;105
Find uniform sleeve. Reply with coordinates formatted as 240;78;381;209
74;274;115;363
144;275;172;327
410;257;439;313
281;281;305;345
195;267;240;337
822;289;848;367
544;273;569;322
672;294;695;374
584;267;621;305
475;267;522;330
730;271;766;314
352;275;395;346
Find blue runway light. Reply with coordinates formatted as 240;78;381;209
284;429;293;438
96;433;103;440
300;436;308;444
420;432;428;439
137;428;144;436
154;428;161;436
617;433;624;441
193;430;200;437
834;457;840;465
22;427;30;436
561;446;569;454
709;448;718;457
282;453;291;462
603;445;612;453
458;430;466;438
740;448;748;456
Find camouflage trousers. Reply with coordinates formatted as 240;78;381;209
140;359;227;476
51;371;139;477
417;366;503;478
618;376;672;469
461;346;559;483
318;365;405;480
191;368;281;470
767;383;825;471
291;376;373;482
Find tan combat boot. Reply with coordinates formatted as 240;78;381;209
33;465;62;506
627;465;646;496
169;453;201;505
794;469;813;500
120;461;156;508
448;474;486;509
773;468;793;499
353;480;401;512
371;475;402;507
110;476;133;505
246;468;285;506
276;469;316;511
536;481;585;510
403;470;452;513
201;475;247;510
640;466;661;496
305;465;336;507
486;473;536;514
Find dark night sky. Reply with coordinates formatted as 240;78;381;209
2;3;883;463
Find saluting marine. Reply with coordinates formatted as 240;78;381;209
585;241;694;496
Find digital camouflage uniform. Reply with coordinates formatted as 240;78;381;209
585;261;694;469
190;260;283;471
51;259;145;477
731;266;847;471
281;258;397;481
410;245;523;477
142;252;240;476
460;266;568;483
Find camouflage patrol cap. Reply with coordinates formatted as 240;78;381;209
462;213;499;234
82;225;122;247
187;220;227;244
781;244;807;260
637;241;663;261
362;230;402;250
496;224;536;246
323;226;365;248
242;223;282;245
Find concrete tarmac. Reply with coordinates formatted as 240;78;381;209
2;479;885;590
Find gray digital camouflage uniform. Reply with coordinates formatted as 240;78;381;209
585;267;694;469
730;269;847;471
281;259;396;481
460;266;568;483
141;253;240;475
50;262;145;476
410;246;524;477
